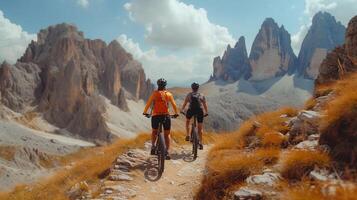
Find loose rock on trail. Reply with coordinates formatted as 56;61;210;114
91;143;210;200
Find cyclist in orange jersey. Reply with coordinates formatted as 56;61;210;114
143;78;179;160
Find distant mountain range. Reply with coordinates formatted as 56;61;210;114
210;11;346;82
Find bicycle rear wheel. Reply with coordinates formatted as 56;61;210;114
191;127;198;159
157;131;166;174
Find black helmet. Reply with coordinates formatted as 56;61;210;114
191;82;199;91
157;78;167;88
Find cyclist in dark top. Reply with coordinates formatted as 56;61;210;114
180;82;208;150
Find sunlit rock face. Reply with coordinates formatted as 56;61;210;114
0;23;154;143
212;36;251;82
297;12;346;79
249;18;297;81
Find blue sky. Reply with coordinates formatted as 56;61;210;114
0;0;356;86
0;0;304;52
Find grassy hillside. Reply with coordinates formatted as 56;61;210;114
196;72;357;200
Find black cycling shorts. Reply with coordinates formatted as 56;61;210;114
186;109;204;123
152;115;171;130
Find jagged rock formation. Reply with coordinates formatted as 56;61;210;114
297;12;346;79
316;16;357;85
249;18;297;81
0;23;153;143
0;62;41;112
211;18;297;82
346;16;357;65
211;36;251;82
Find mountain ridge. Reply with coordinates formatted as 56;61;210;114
210;12;346;83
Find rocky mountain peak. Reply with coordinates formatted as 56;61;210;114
249;17;297;80
297;12;345;79
262;17;277;27
211;36;251;82
234;36;247;55
0;23;154;143
37;23;85;44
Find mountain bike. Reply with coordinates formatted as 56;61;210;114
144;114;177;176
181;111;208;159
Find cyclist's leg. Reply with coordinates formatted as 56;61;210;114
151;116;160;149
197;123;203;141
151;129;158;146
185;109;193;140
185;118;190;137
163;116;172;159
197;110;204;144
164;130;171;151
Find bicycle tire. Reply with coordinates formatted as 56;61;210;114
191;126;198;159
157;131;166;174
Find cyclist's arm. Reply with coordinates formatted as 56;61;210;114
202;96;208;114
143;93;154;114
169;94;179;114
181;95;189;111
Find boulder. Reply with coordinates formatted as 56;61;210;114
234;187;263;200
246;172;281;186
288;111;321;143
115;149;148;170
109;174;134;181
294;140;318;150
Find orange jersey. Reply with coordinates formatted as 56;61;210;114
143;90;178;116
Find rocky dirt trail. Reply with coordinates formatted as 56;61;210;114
90;144;210;200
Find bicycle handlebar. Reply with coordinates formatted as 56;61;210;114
143;113;179;119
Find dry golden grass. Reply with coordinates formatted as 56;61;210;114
318;72;357;165
261;131;287;147
304;98;317;110
1;131;218;200
320;73;357;129
1;134;151;200
254;107;297;137
0;146;17;161
314;82;335;98
196;151;264;200
195;107;298;199
254;148;281;165
168;87;191;95
279;150;330;181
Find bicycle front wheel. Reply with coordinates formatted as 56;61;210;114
157;131;166;174
192;127;198;159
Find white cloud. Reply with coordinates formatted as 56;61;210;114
77;0;89;8
304;0;357;24
292;24;310;54
117;34;216;86
121;0;235;85
123;0;234;53
292;0;357;53
0;10;36;64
